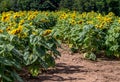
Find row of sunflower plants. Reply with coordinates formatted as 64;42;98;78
0;11;60;82
54;11;120;60
1;10;120;81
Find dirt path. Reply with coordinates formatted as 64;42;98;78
24;44;120;82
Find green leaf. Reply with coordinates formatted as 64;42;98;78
11;71;23;82
0;57;12;66
44;54;55;67
38;58;48;69
2;74;12;82
6;44;14;51
35;46;46;57
84;52;96;61
11;59;21;69
0;45;4;48
110;45;119;51
0;68;12;81
28;65;40;76
0;34;6;38
9;35;15;42
0;50;4;54
23;51;38;65
12;48;23;57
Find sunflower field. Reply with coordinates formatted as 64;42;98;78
0;11;60;82
53;11;120;59
0;10;120;81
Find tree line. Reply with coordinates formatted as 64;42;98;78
0;0;120;16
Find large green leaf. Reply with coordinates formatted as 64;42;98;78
6;44;14;52
0;57;12;66
11;71;23;82
44;54;55;67
23;51;38;65
35;45;46;57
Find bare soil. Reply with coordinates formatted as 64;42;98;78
23;44;120;82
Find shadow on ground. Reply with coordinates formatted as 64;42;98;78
24;63;87;82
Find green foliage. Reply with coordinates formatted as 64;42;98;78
0;11;60;81
105;21;120;58
1;9;120;81
108;0;120;16
53;11;120;60
0;0;61;12
0;33;23;82
0;0;14;12
84;52;96;61
78;25;105;53
0;0;120;16
0;29;60;81
33;14;57;29
59;0;120;16
59;0;74;10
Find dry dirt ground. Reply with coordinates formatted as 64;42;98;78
23;44;120;82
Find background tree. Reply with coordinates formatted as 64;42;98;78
0;0;120;16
